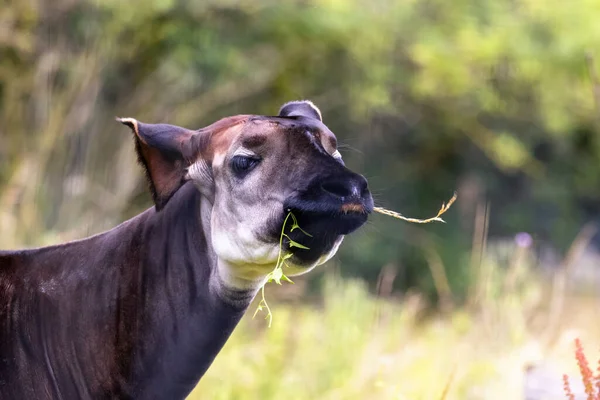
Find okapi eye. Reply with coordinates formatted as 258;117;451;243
230;155;261;177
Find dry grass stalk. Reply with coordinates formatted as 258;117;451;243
438;368;456;400
543;224;597;348
374;192;457;224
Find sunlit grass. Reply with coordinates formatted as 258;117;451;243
190;261;600;400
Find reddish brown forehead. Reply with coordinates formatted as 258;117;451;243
196;115;250;158
202;114;338;158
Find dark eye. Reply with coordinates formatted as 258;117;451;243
230;155;261;177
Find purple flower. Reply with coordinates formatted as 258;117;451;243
515;232;533;248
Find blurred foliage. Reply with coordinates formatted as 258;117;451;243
1;0;600;301
192;262;599;399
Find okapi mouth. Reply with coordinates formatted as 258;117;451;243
340;203;366;214
280;185;373;265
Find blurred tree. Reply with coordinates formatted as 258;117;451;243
1;0;599;302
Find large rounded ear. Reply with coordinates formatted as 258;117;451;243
117;118;199;210
278;100;322;121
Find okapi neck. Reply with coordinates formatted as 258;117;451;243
126;183;256;398
0;183;256;399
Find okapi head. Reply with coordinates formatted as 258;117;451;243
119;100;373;291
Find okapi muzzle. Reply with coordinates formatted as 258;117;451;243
282;170;372;265
0;100;372;399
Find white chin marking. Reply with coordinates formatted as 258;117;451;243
212;229;280;268
213;235;345;291
215;260;269;292
211;228;281;290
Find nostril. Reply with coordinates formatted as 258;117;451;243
321;180;354;199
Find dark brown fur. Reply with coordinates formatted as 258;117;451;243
0;185;251;399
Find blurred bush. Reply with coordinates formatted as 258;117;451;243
1;0;599;301
191;259;597;399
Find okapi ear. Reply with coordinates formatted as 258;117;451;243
278;100;322;121
117;117;197;210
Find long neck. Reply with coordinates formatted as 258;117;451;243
127;184;258;398
0;183;257;399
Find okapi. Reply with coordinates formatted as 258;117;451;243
0;101;373;399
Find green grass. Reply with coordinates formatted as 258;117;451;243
190;267;600;400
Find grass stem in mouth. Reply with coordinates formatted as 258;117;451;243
374;192;457;224
254;193;457;326
253;211;310;327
